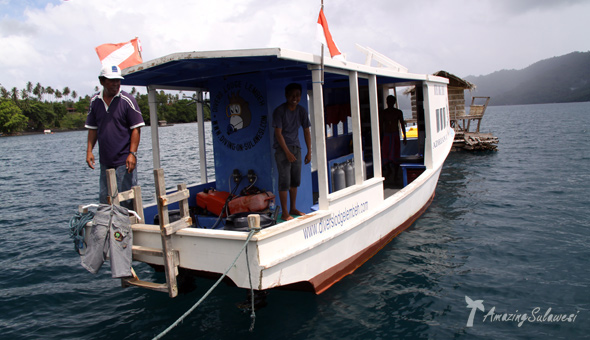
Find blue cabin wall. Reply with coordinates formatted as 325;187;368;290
209;75;273;195
208;74;313;213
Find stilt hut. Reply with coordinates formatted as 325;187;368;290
407;70;498;151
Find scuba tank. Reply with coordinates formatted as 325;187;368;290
330;164;336;192
333;164;346;191
344;160;355;187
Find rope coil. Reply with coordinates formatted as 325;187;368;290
69;211;95;254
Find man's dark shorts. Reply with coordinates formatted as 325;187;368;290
275;145;302;191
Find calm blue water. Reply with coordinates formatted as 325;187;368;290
0;102;589;339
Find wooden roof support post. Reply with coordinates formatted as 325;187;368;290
348;71;364;184
311;66;329;210
421;82;434;169
148;86;161;170
196;90;208;183
368;75;382;179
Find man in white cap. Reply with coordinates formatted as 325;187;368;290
85;65;145;207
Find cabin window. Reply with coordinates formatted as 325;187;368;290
436;106;449;132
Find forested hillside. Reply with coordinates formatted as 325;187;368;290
465;51;590;106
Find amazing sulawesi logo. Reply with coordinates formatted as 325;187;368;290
465;295;579;328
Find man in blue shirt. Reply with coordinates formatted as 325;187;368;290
85;65;145;206
273;83;312;221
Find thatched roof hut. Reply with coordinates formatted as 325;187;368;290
434;71;475;121
433;71;475;89
406;70;475;121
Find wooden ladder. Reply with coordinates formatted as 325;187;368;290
106;168;192;298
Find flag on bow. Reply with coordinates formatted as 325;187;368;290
95;37;143;70
317;9;343;61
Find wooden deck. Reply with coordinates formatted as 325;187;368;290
453;132;499;151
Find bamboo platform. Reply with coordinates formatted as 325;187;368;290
453;132;498;151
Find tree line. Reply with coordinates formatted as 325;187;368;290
0;81;211;135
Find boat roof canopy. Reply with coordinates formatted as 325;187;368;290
121;47;446;89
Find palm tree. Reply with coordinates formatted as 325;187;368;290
26;81;33;98
45;86;54;102
33;83;42;101
11;87;19;103
0;86;9;99
63;87;71;102
72;90;78;101
20;89;29;101
19;88;32;112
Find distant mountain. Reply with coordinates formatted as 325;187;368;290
464;51;590;106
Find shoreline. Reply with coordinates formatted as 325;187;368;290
0;128;86;138
0;121;207;138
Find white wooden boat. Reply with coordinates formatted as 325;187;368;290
90;47;454;297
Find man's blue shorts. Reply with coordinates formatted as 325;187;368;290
275;145;302;191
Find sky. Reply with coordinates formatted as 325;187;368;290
1;0;589;97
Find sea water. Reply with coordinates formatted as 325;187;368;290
0;102;588;339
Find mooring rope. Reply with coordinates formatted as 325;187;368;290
153;228;258;340
69;211;95;254
245;240;256;332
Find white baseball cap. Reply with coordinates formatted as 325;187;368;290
99;65;124;79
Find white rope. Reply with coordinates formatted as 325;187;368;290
152;229;258;340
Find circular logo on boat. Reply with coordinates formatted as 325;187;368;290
210;79;267;152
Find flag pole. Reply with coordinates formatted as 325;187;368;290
136;36;142;60
320;0;324;84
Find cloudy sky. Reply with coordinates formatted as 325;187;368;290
1;0;589;96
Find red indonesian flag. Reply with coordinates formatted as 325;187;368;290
95;37;143;70
317;9;344;61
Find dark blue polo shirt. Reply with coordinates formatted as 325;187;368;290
85;90;145;167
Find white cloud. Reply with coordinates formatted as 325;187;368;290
1;0;589;95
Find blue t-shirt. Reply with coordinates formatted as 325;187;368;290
85;90;145;167
272;103;311;149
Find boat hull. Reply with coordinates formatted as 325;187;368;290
309;190;435;294
130;165;442;294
